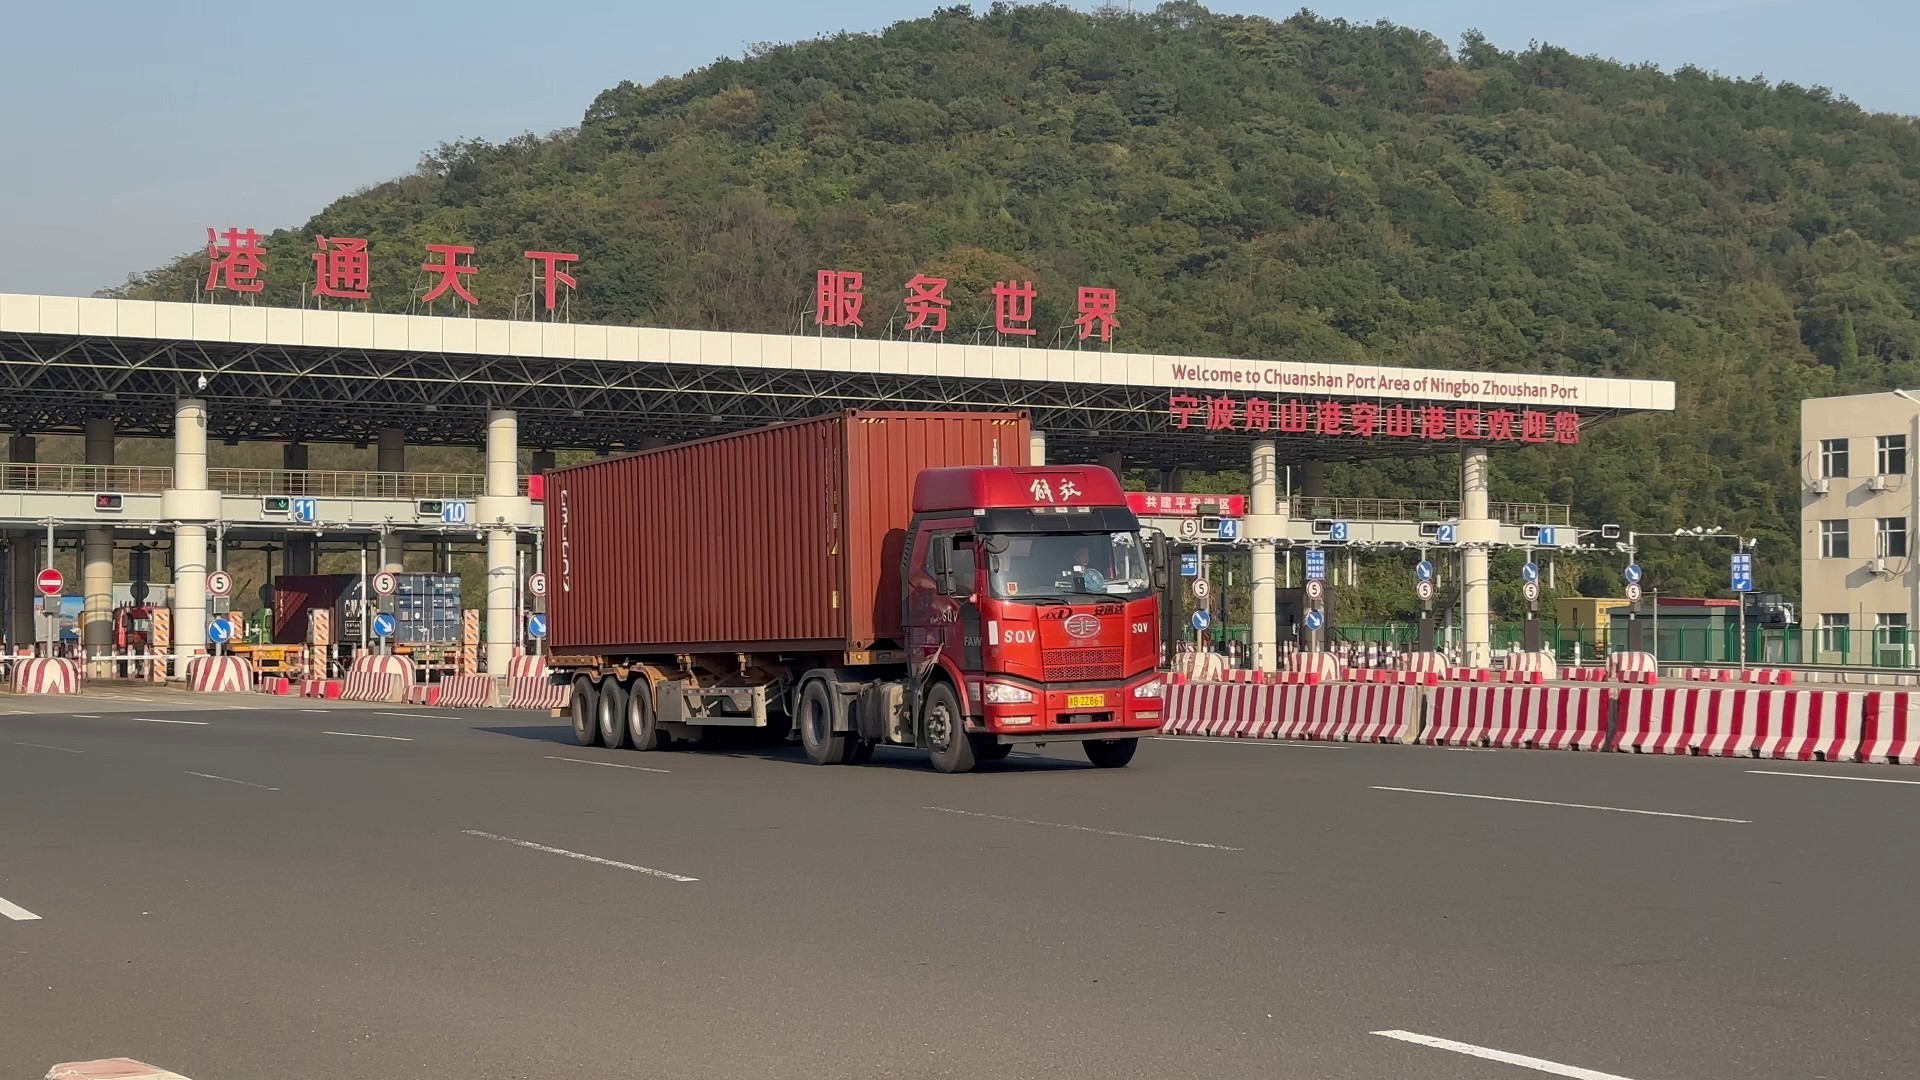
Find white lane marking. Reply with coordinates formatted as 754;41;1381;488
322;730;413;742
1370;786;1748;824
1748;769;1920;787
184;771;280;791
0;895;42;921
1152;735;1347;750
546;755;670;774
135;717;209;726
461;829;697;882
71;714;101;719
377;711;445;719
1372;1029;1641;1080
222;705;255;710
924;806;1243;850
300;709;329;714
14;741;83;754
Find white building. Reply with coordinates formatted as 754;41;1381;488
1800;391;1920;665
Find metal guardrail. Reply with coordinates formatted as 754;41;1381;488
1291;497;1571;527
0;463;530;499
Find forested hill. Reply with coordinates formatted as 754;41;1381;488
112;2;1920;601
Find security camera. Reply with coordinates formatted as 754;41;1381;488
196;375;208;391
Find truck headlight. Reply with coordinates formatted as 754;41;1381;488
1132;680;1163;699
984;682;1035;704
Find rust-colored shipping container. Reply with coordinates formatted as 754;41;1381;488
270;574;355;645
545;411;1029;656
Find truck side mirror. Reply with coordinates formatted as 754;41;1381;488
1149;530;1171;591
930;536;956;594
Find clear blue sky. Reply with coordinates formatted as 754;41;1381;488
0;0;1911;297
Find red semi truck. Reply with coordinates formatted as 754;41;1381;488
544;410;1168;772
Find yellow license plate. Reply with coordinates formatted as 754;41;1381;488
1066;693;1106;709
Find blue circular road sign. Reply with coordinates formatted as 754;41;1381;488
370;613;397;639
527;613;549;639
207;617;233;644
1190;610;1211;632
1624;562;1643;585
1521;561;1540;584
1416;559;1435;581
1304;609;1325;631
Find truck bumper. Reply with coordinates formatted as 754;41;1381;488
971;673;1164;738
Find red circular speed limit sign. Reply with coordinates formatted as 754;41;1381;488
527;572;547;598
372;571;398;597
207;570;233;598
35;567;62;597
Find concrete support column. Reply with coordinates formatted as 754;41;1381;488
1460;446;1493;668
282;442;314;576
481;410;521;675
380;531;403;574
9;537;35;647
9;434;35;464
376;428;406;473
83;419;115;670
163;399;219;679
1250;440;1279;673
1028;431;1047;467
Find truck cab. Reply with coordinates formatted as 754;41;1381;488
905;465;1167;769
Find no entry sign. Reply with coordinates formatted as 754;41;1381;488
35;568;62;597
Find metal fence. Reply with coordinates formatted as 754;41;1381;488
1290;498;1570;526
0;463;529;499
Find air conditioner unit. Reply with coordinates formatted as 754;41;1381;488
1869;475;1891;493
1809;478;1830;496
1871;557;1890;576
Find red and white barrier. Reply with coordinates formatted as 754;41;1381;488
505;676;569;710
1162;682;1418;743
1446;667;1495;682
1267;671;1322;685
1860;692;1920;764
1678;667;1735;683
1743;668;1794;685
1562;667;1609;682
1426;685;1611;751
437;674;498;708
351;652;416;686
186;655;252;693
1608;651;1657;684
12;657;79;694
1338;683;1421;744
1219;669;1266;684
506;654;549;679
405;683;443;706
1345;669;1439;686
1500;670;1545;685
1288;651;1342;683
340;671;401;703
1401;652;1449;677
300;679;343;699
1616;687;1861;760
1503;650;1559;682
45;1058;195;1080
257;675;296;695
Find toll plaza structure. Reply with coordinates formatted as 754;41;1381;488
0;292;1673;680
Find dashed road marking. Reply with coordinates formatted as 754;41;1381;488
1370;786;1748;824
0;895;42;921
1372;1029;1642;1080
461;829;697;882
545;755;670;774
71;714;101;719
136;717;209;726
184;771;280;791
924;806;1243;850
322;731;413;742
1748;769;1920;786
376;711;445;719
13;741;82;754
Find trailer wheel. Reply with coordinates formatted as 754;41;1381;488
924;682;975;774
1082;738;1138;769
624;678;663;751
798;679;850;765
597;678;630;749
569;676;600;746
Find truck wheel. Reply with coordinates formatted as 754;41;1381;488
924;682;975;774
799;679;850;765
1083;739;1138;769
597;678;630;749
625;679;663;750
569;676;600;747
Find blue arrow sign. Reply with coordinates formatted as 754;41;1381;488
1521;561;1539;584
1731;553;1754;593
1327;521;1351;543
1624;562;1643;586
207;617;233;644
1435;523;1457;545
1179;552;1200;577
1190;610;1210;632
1416;559;1435;582
370;613;397;639
1304;609;1325;632
291;497;318;524
527;612;549;640
1304;548;1326;581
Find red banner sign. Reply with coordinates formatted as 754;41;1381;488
202;227;579;311
1125;492;1246;517
1168;395;1580;445
815;269;1119;342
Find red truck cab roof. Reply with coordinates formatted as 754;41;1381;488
913;466;1127;513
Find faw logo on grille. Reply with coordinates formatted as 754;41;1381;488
1064;614;1100;639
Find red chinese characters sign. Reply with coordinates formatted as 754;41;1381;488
814;268;1120;342
200;227;581;311
1168;395;1581;445
1124;492;1247;517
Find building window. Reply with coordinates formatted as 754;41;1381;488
1821;519;1850;559
1820;614;1849;653
1881;518;1910;559
1820;438;1849;478
1878;434;1909;477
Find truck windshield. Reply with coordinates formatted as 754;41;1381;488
983;532;1153;601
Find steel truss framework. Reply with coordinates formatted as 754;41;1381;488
0;331;1643;469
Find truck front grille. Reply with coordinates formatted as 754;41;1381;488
1043;647;1123;682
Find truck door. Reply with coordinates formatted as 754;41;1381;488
905;525;981;673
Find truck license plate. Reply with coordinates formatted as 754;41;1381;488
1066;693;1105;709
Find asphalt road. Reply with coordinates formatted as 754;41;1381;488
4;695;1918;1079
